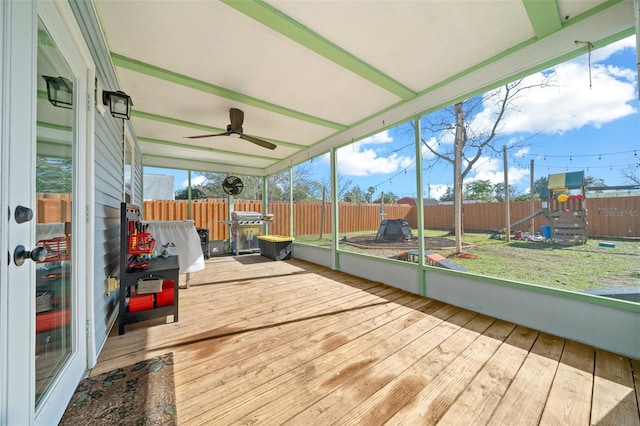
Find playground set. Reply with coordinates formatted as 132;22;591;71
380;171;590;270
500;171;588;244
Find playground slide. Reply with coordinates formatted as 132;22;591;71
510;210;543;228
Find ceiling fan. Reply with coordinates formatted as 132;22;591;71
186;108;276;150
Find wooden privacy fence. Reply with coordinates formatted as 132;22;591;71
420;198;640;237
141;199;414;240
34;195;639;238
141;197;639;239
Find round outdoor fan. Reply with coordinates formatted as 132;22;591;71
222;176;244;196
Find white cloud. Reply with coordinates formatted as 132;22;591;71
337;143;413;176
180;175;207;188
427;184;448;200
420;136;439;159
469;36;637;136
335;130;414;176
589;36;636;63
469;156;529;186
359;130;393;145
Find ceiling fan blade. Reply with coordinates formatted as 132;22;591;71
185;132;228;139
229;108;244;130
240;134;277;150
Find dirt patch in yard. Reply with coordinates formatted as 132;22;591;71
342;235;472;251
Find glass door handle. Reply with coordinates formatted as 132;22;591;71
13;245;46;266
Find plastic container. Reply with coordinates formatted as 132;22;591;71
541;226;552;239
257;235;294;260
156;279;175;307
128;292;154;313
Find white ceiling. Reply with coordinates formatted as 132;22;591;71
92;0;635;176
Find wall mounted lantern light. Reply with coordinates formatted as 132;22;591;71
42;75;73;109
102;90;133;120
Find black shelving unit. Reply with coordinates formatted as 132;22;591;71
119;203;179;335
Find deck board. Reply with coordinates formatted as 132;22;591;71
539;340;595;425
592;349;640;426
92;255;640;425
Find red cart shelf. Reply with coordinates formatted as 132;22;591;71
36;236;70;262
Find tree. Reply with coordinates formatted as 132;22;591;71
420;78;550;251
533;176;548;198
365;187;376;203
620;164;639;185
439;186;454;202
320;174;353;201
193;163;323;201
373;192;399;204
465;179;493;201
584;176;606;188
493;182;520;202
175;187;208;200
511;193;531;201
343;185;366;203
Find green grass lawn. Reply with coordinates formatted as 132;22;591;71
295;231;640;293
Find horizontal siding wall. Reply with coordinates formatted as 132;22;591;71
70;1;133;362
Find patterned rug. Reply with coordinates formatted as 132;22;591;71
59;352;176;425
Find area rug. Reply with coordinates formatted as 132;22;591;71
59;352;176;425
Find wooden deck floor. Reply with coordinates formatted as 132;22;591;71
94;255;640;425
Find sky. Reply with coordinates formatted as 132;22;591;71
147;36;639;200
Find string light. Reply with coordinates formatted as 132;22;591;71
528;149;637;159
536;162;637;170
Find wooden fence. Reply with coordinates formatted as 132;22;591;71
35;195;639;239
142;197;639;239
419;198;639;237
141;199;414;240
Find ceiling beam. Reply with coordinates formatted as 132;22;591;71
138;136;280;162
142;154;267;176
522;0;562;39
111;53;348;131
222;0;417;100
132;110;307;150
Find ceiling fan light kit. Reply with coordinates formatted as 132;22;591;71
187;108;276;150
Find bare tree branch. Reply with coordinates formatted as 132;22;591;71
621;164;640;185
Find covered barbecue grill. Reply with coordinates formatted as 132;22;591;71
227;211;266;254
